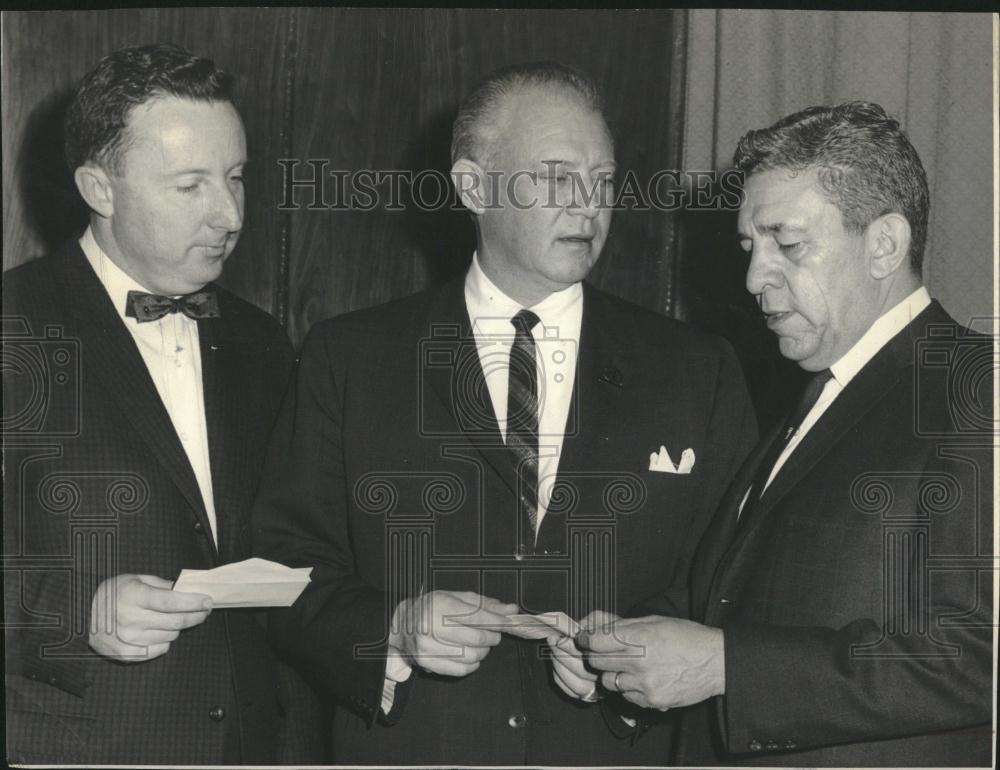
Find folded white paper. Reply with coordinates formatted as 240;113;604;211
478;611;582;640
172;557;312;608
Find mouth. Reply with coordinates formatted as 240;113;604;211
199;243;229;257
557;234;595;246
763;309;795;329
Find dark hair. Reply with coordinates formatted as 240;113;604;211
733;101;930;272
64;43;235;175
451;61;605;166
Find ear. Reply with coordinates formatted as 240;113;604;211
865;213;911;280
73;164;115;219
451;159;487;215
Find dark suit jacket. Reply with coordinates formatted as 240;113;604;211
679;301;994;766
253;275;758;765
2;242;319;764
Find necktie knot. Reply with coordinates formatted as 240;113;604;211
511;309;540;336
739;367;834;524
794;368;833;424
125;289;221;323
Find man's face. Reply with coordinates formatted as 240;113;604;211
478;88;615;305
737;167;880;371
102;96;246;295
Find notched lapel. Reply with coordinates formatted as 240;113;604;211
419;280;518;498
554;288;626;480
726;348;902;556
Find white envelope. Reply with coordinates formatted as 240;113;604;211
172;557;312;608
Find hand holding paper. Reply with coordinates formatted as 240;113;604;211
389;590;518;677
90;573;212;662
172;557;312;608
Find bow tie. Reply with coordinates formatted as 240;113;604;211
125;289;221;323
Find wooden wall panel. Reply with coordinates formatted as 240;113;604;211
4;9;686;346
286;8;685;343
2;8;291;314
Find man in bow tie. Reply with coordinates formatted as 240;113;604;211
575;102;993;766
253;61;757;765
3;44;321;764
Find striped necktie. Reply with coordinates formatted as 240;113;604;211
507;309;541;536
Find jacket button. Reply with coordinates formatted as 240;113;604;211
765;741;780;750
507;713;526;728
209;706;226;721
719;597;730;604
193;521;205;534
748;739;762;751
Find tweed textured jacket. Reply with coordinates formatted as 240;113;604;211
3;242;311;764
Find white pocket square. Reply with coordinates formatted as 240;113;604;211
649;445;695;474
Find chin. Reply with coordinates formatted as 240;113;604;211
778;337;818;364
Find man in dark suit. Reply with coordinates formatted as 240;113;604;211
577;102;994;766
3;44;321;764
253;61;757;765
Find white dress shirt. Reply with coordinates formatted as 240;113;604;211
739;286;932;515
465;252;583;532
80;227;219;543
382;253;585;712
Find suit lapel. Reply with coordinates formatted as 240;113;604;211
198;313;236;560
52;244;216;555
420;278;519;498
719;302;941;565
548;285;626;478
535;285;627;547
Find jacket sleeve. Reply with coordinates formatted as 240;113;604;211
3;304;103;697
253;322;396;725
716;444;994;755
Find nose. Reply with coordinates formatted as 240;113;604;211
745;245;784;296
565;171;606;220
209;182;243;232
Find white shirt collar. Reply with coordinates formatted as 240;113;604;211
464;252;583;339
830;286;932;387
79;226;159;322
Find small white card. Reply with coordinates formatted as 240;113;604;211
477;611;582;640
172;557;312;608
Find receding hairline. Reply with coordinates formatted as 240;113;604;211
461;81;609;166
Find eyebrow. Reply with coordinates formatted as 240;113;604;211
738;221;804;239
537;159;618;172
168;160;248;177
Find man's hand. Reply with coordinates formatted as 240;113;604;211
388;590;517;677
89;574;213;662
576;615;725;711
547;609;618;701
549;635;599;701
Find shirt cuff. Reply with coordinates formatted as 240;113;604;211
380;647;413;714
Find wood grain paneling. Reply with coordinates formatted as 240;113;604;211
2;8;292;315
4;9;686;346
286;8;685;343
